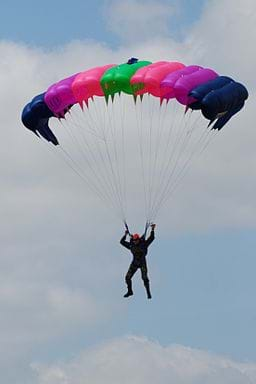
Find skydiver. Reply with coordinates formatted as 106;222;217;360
120;223;156;299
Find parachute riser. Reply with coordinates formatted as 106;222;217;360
124;221;132;237
124;221;151;239
143;221;151;238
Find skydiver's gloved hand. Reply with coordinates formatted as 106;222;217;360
125;229;129;236
151;223;156;230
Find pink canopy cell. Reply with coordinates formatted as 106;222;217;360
130;61;185;98
72;64;116;106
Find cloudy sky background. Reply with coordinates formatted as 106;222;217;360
0;0;256;383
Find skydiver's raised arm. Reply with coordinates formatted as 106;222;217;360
120;232;131;250
145;224;156;247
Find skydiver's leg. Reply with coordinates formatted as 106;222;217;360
140;263;152;299
124;263;138;298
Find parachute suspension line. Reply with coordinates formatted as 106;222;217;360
115;94;128;221
61;114;111;196
148;101;183;219
63;110;107;186
93;97;127;222
149;107;199;220
198;125;219;155
141;96;151;223
93;95;129;223
135;95;149;224
110;96;127;221
147;94;160;224
92;99;125;207
101;97;126;222
149;110;201;220
90;98;126;217
38;136;121;221
58;146;124;222
124;220;132;237
149;112;200;220
151;121;218;221
143;221;151;238
144;95;154;224
147;95;154;221
58;118;118;213
62;114;118;207
66;106;102;139
168;127;218;197
61;105;126;222
57;145;105;200
157;110;199;195
151;99;170;218
147;98;168;222
120;94;128;221
144;94;159;224
148;99;163;198
152;100;181;196
151;129;215;222
87;101;122;207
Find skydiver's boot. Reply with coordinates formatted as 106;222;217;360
124;289;133;298
144;280;152;299
124;281;133;298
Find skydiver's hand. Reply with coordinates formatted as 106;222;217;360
151;223;156;230
125;229;129;235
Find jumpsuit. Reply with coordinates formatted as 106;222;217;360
120;229;155;297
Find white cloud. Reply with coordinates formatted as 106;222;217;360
0;0;255;382
104;0;175;43
32;336;256;384
185;0;256;83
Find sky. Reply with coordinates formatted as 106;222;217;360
1;0;256;383
0;0;207;47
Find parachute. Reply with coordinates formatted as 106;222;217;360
21;58;248;232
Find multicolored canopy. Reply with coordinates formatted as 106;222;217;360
22;58;248;145
21;58;249;225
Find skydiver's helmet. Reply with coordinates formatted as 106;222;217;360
132;233;141;244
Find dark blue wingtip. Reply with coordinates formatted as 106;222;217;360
188;77;248;130
212;103;245;130
21;93;59;146
36;119;59;145
207;120;215;128
127;57;138;65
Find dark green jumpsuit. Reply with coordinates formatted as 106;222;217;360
120;229;155;298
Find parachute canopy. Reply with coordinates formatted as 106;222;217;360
21;58;248;227
22;58;248;145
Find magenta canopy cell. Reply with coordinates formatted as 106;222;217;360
160;66;202;101
44;74;79;115
161;65;218;105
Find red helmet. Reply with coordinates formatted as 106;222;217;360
132;233;140;240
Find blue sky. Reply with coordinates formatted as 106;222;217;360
29;229;256;362
1;1;256;383
1;0;207;47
